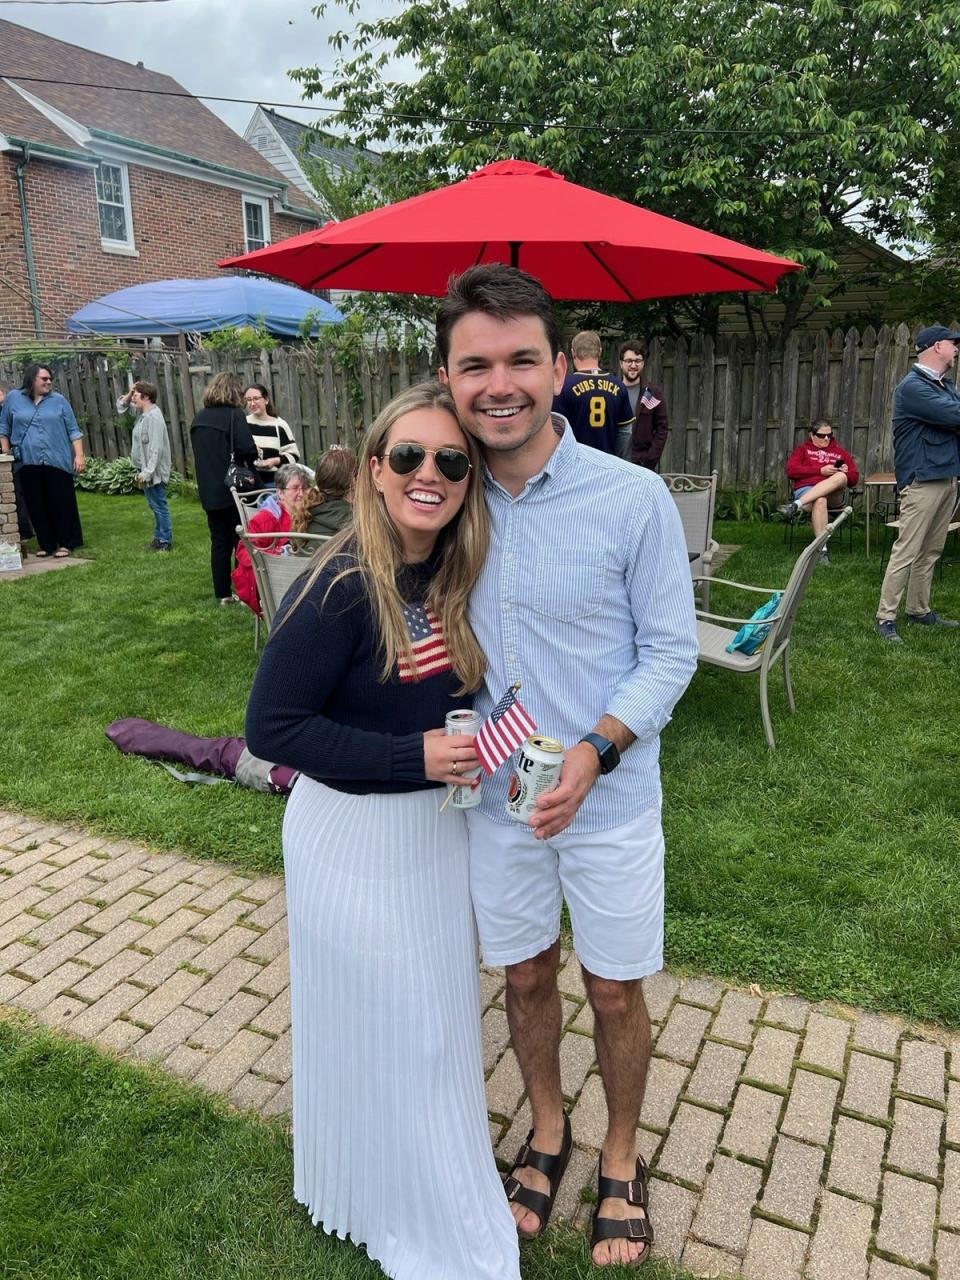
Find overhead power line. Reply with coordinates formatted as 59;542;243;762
0;72;919;139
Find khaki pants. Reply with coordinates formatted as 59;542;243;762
877;477;958;621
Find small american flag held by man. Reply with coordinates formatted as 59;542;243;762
397;603;453;682
640;388;661;410
475;684;537;775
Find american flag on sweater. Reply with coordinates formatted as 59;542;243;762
397;602;453;682
640;387;661;410
475;684;537;775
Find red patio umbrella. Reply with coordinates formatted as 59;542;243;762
221;159;799;302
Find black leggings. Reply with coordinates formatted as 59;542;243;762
205;506;239;599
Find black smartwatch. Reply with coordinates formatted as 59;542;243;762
579;733;620;775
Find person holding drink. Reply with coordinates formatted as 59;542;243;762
244;381;519;1280
437;265;698;1268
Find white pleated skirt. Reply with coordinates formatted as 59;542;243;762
283;777;520;1280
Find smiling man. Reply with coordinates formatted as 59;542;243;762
437;264;698;1269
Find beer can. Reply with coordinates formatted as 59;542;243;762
505;735;564;824
445;709;482;809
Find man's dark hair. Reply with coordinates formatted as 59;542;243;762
133;380;158;404
619;339;646;360
436;263;562;364
20;363;52;395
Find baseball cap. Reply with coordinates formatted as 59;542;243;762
915;324;960;353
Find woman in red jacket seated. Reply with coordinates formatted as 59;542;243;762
232;463;309;614
781;420;860;546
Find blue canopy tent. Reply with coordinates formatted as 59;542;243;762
67;276;344;337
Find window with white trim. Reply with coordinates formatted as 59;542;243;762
243;196;270;252
96;162;134;250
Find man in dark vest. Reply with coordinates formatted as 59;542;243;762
620;340;669;471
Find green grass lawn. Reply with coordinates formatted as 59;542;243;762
3;492;959;1024
0;1015;691;1280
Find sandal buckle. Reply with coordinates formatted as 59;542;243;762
626;1216;653;1243
503;1176;522;1202
627;1178;649;1207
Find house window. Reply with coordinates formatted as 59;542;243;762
243;196;270;252
96;162;134;250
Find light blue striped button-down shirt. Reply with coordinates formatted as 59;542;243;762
469;417;698;832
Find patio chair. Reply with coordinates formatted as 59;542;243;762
783;486;857;554
661;472;719;610
237;529;331;638
230;485;275;531
693;506;851;749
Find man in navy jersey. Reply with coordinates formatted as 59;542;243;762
552;330;634;456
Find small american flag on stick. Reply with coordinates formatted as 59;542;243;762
640;387;661;410
475;683;537;775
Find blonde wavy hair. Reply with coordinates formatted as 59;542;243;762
202;372;244;408
283;381;488;693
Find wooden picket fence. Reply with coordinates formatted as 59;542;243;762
0;323;925;489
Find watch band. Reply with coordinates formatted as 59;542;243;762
579;732;620;774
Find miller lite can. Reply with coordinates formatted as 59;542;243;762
445;709;482;809
505;735;564;824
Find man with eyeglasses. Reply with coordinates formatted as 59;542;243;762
619;340;669;471
875;324;960;642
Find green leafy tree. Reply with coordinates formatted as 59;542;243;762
298;145;438;343
294;0;960;341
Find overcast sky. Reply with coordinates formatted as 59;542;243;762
1;0;399;137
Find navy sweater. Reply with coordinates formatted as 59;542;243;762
245;555;470;794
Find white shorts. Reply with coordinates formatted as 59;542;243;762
465;805;665;981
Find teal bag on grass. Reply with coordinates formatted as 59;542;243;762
725;591;782;656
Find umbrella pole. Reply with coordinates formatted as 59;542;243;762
177;331;196;431
509;242;520;268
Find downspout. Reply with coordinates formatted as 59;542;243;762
14;144;43;339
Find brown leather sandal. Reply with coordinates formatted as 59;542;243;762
590;1154;654;1267
503;1113;573;1239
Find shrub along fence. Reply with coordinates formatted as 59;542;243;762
0;323;923;490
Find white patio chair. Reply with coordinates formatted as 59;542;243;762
230;486;275;531
662;472;719;610
237;529;331;640
693;507;851;748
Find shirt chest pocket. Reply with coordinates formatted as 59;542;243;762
528;550;609;621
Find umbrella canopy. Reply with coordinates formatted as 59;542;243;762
68;276;344;337
220;160;799;302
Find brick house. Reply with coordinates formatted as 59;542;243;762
0;19;322;341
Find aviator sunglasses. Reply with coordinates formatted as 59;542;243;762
382;442;472;483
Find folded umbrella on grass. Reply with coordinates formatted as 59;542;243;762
105;718;297;794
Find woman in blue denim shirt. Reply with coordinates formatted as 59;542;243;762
0;364;85;557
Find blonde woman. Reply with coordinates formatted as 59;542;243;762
189;373;257;602
245;381;520;1280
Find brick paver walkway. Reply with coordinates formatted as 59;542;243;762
2;809;957;1279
